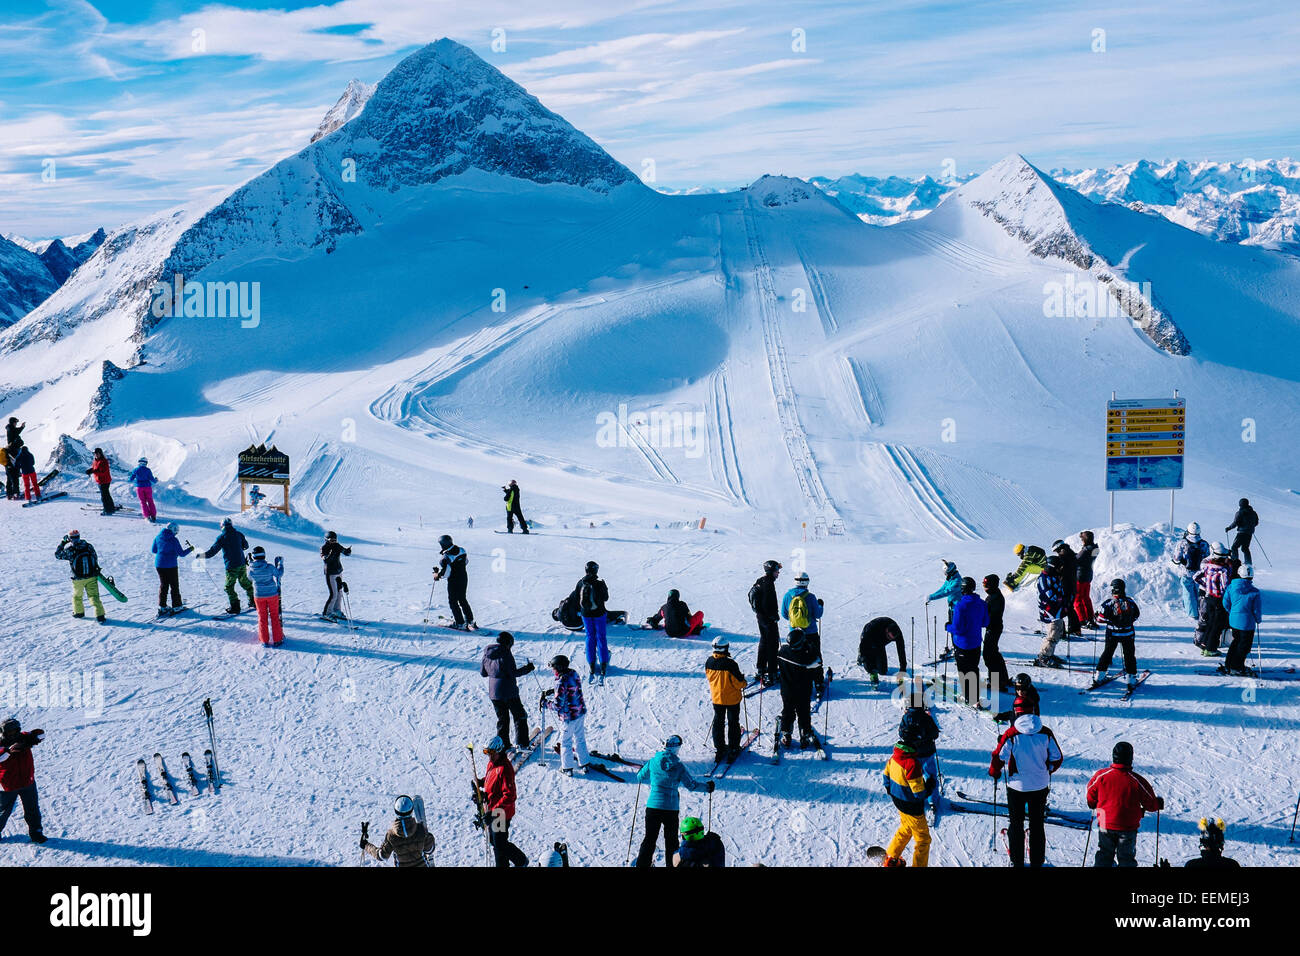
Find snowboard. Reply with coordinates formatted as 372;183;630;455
38;468;60;486
97;574;127;603
866;845;889;865
21;491;68;508
411;795;435;866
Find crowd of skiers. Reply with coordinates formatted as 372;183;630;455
3;418;41;502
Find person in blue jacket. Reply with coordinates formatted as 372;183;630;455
151;522;194;616
202;518;256;613
1221;566;1263;676
927;560;964;624
946;577;988;707
634;734;711;868
781;571;825;695
128;457;159;523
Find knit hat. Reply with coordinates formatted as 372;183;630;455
1112;741;1134;766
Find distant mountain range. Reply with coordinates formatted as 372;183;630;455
0;229;106;326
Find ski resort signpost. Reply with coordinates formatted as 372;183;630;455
237;444;291;515
1106;392;1184;531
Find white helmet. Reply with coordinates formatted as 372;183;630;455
1186;521;1201;539
1241;565;1254;578
1210;541;1229;556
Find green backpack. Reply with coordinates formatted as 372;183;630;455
788;593;811;629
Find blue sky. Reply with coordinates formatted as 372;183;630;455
2;0;1297;237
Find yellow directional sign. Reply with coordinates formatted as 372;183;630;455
1106;397;1186;491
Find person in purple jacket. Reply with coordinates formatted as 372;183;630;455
541;655;592;775
151;522;194;616
946;577;988;708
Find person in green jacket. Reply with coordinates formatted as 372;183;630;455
503;479;529;534
1005;543;1047;592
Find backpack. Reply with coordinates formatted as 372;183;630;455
788;593;811;629
579;580;600;615
748;578;764;613
69;543;99;579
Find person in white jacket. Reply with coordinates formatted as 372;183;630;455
988;708;1064;867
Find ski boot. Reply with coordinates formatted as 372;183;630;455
1126;675;1138;691
96;615;106;624
29;831;46;845
883;855;907;867
780;732;793;748
714;750;727;764
799;732;812;750
156;607;170;619
560;767;573;777
1033;656;1062;669
72;612;84;619
1090;670;1108;688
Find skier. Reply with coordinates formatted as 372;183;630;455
1033;555;1069;668
705;637;746;763
0;717;45;843
247;546;284;647
1075;530;1099;629
1171;522;1210;619
857;616;906;686
86;447;117;514
946;577;988;707
1051;539;1082;635
1192;542;1232;656
1224;497;1259;565
776;629;820;749
646;588;704;637
571;561;610;679
475;737;529;867
1005;543;1046;592
1085;741;1163;867
781;571;825;695
898;686;941;815
1183;818;1239;869
1220;565;1262;676
362;795;435;867
1093;578;1142;689
982;574;1011;695
881;736;936;867
433;534;474;630
151;522;194;616
320;531;352;620
503;479;528;533
4;417;23;449
995;673;1040;722
0;443;17;499
634;734;711;868
540;655;591;776
202;518;256;614
54;530;105;623
480;632;534;750
989;701;1064;867
128;457;159;522
247;485;266;509
674;817;726;867
749;559;782;686
15;444;39;501
926;560;963;624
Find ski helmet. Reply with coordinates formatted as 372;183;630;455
585;561;599;574
667;588;680;601
251;545;266;559
664;734;683;750
496;631;514;646
1014;672;1032;687
438;534;453;549
138;457;148;466
393;794;415;817
711;636;729;652
1112;741;1134;766
1045;555;1063;571
961;576;977;594
67;529;80;540
325;530;337;540
1239;498;1249;507
940;560;956;576
1198;817;1226;853
1110;578;1126;593
794;571;810;585
166;522;179;534
1210;541;1229;556
1051;539;1065;552
982;573;1000;590
222;517;233;528
763;559;782;574
679;816;706;842
485;736;507;754
1;717;19;740
1241;565;1254;578
549;654;569;670
1186;521;1201;537
1013;543;1025;556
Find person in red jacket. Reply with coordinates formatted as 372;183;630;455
474;736;528;867
0;717;46;843
85;447;118;514
1085;741;1162;867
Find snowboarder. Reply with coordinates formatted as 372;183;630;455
645;589;704;637
1225;498;1259;565
1005;543;1046;592
480;632;534;750
749;559;782;686
571;561;610;679
15;444;39;501
151;522;194;616
673;816;726;867
1183;818;1239;869
1033;555;1069;667
320;531;352;620
995;673;1040;722
781;571;825;695
982;574;1011;695
503;479;528;533
946;577;988;706
1085;741;1163;867
475;737;529;867
926;559;963;623
202;518;256;613
433;534;474;630
1093;578;1142;690
1075;530;1099;629
1051;539;1082;635
4;417;23;449
128;457;158;522
705;636;746;763
362;795;436;867
0;443;18;500
634;734;711;868
1192;542;1232;656
1221;565;1262;676
989;702;1063;867
857;616;906;686
86;447;117;514
898;685;940;814
247;546;284;647
776;629;820;749
881;737;936;867
54;530;105;622
1171;522;1210;620
541;655;591;775
0;717;45;844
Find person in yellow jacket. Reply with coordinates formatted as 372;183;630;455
881;741;936;867
705;637;746;764
1005;543;1047;592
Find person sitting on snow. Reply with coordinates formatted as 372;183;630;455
646;589;704;637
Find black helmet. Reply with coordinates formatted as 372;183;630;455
549;654;569;670
585;561;599;574
1112;741;1134;766
325;531;337;540
1239;498;1249;507
667;588;680;601
1014;673;1032;687
1051;539;1065;551
763;559;782;574
496;631;514;646
1110;578;1126;593
1045;555;1063;571
438;534;453;549
961;576;977;594
222;517;233;528
982;573;1000;589
1;717;19;741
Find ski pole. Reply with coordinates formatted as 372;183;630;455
188;541;219;591
991;775;999;848
742;692;751;736
1154;808;1161;866
422;581;436;624
625;783;642;866
707;785;713;834
910;617;915;687
202;698;220;786
1289;790;1299;843
1252;534;1272;568
360;821;368;866
1082;815;1093;866
466;743;493;867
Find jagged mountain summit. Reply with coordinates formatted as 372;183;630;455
310;79;375;143
0;228;106;325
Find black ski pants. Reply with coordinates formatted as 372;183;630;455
712;703;740;752
1195;595;1227;652
156;566;183;608
447;577;473;625
1006;787;1048;867
506;506;528;533
489;818;529;867
1225;628;1256;671
954;646;981;704
97;482;116;512
983;625;1010;693
492;697;530;749
755;617;780;682
1097;631;1137;675
1230;531;1253;565
636;807;680;868
779;692;811;737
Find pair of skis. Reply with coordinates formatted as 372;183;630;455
770;716;828;764
705;726;763;779
1081;669;1151;700
949;790;1092;830
137;752;210;813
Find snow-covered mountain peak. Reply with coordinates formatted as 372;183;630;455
310;78;375;144
746;174;856;220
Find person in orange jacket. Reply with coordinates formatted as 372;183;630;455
1086;741;1163;867
85;447;118;514
705;636;746;764
475;737;528;867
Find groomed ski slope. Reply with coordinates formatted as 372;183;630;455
3;495;1297;867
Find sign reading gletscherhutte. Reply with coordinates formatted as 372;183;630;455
236;444;290;484
1105;398;1185;491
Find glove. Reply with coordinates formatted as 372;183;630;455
359;836;368;848
541;688;554;700
521;662;536;675
705;781;715;793
1156;797;1165;810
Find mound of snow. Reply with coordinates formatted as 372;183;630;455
225;506;326;540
